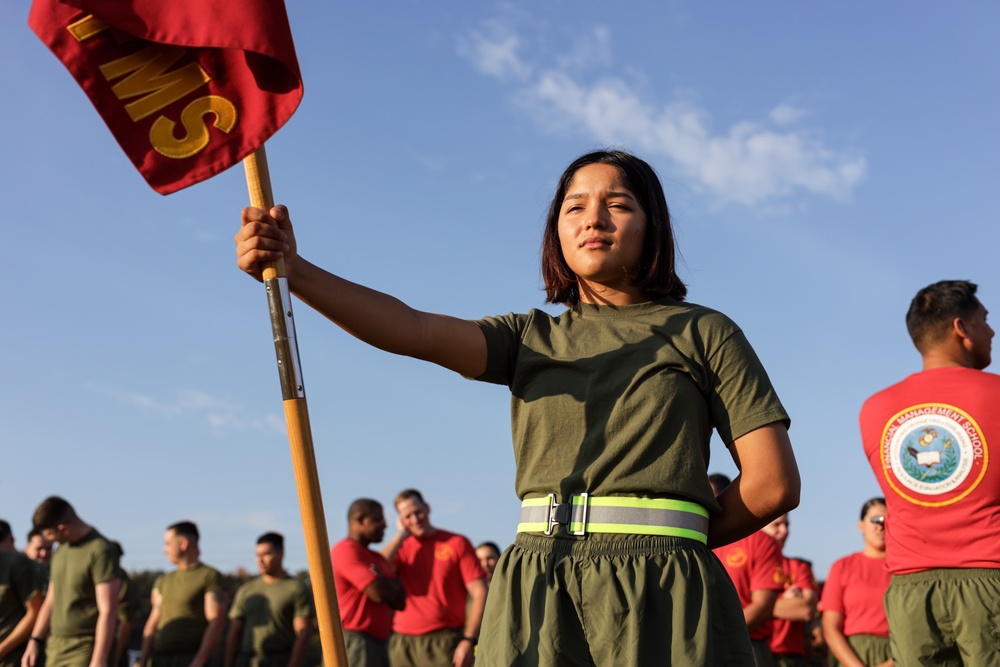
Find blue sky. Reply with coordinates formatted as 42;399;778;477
2;2;998;580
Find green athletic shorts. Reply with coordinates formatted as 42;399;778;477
45;636;93;667
828;634;889;667
886;568;1000;666
476;533;754;666
388;628;461;667
344;631;389;667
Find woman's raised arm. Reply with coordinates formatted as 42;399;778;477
236;206;488;378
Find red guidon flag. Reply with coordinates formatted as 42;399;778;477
29;0;302;194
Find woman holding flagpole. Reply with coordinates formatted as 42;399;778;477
236;149;800;666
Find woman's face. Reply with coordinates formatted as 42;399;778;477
557;163;648;304
859;502;887;552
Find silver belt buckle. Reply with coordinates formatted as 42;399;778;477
569;492;589;536
544;493;559;535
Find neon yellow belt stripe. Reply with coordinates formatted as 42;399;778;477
517;495;709;544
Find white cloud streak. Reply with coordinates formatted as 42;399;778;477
96;385;284;434
460;23;866;206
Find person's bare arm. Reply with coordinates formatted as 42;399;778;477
90;578;121;667
361;577;406;611
772;585;817;622
113;617;133;667
708;422;800;548
379;518;409;563
286;617;312;667
821;610;867;667
452;578;487;667
743;589;779;632
223;618;243;667
22;582;53;667
134;589;161;667
0;591;42;660
236;206;488;378
189;591;227;667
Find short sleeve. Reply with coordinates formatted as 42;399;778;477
91;541;119;585
331;543;379;593
12;555;46;602
473;312;533;385
705;328;790;444
749;533;785;592
293;581;314;619
228;584;247;620
203;567;224;593
819;559;846;614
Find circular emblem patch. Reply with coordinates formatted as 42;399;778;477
880;403;988;506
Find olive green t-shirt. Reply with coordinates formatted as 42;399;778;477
228;576;313;656
475;298;789;511
49;529;119;638
0;550;46;654
153;564;223;653
118;569;138;622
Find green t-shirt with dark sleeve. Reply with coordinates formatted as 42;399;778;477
228;576;313;656
153;564;224;653
474;297;790;511
0;549;47;665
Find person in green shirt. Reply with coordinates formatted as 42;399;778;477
23;497;120;667
135;523;226;667
223;534;312;667
0;520;45;667
234;149;800;666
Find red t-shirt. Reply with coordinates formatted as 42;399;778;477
331;538;396;641
769;556;817;655
860;367;1000;574
713;531;784;641
820;552;890;637
392;529;483;635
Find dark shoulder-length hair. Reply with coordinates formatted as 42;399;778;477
541;149;687;306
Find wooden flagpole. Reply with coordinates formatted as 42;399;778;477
243;146;349;667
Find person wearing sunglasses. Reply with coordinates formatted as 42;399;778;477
819;497;891;667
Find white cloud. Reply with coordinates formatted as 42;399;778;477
458;21;531;81
769;104;808;126
461;22;866;207
95;384;284;433
556;25;613;72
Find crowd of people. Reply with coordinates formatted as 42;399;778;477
2;149;996;667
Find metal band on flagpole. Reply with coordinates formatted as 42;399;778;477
243;146;349;667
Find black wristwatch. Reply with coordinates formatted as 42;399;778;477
461;635;478;646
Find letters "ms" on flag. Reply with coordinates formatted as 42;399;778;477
29;0;302;194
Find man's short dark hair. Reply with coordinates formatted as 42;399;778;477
167;521;200;542
394;489;426;508
33;496;76;531
27;528;43;542
0;520;11;544
348;498;383;523
906;280;981;352
257;532;284;550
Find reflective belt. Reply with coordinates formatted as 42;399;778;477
517;493;709;544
